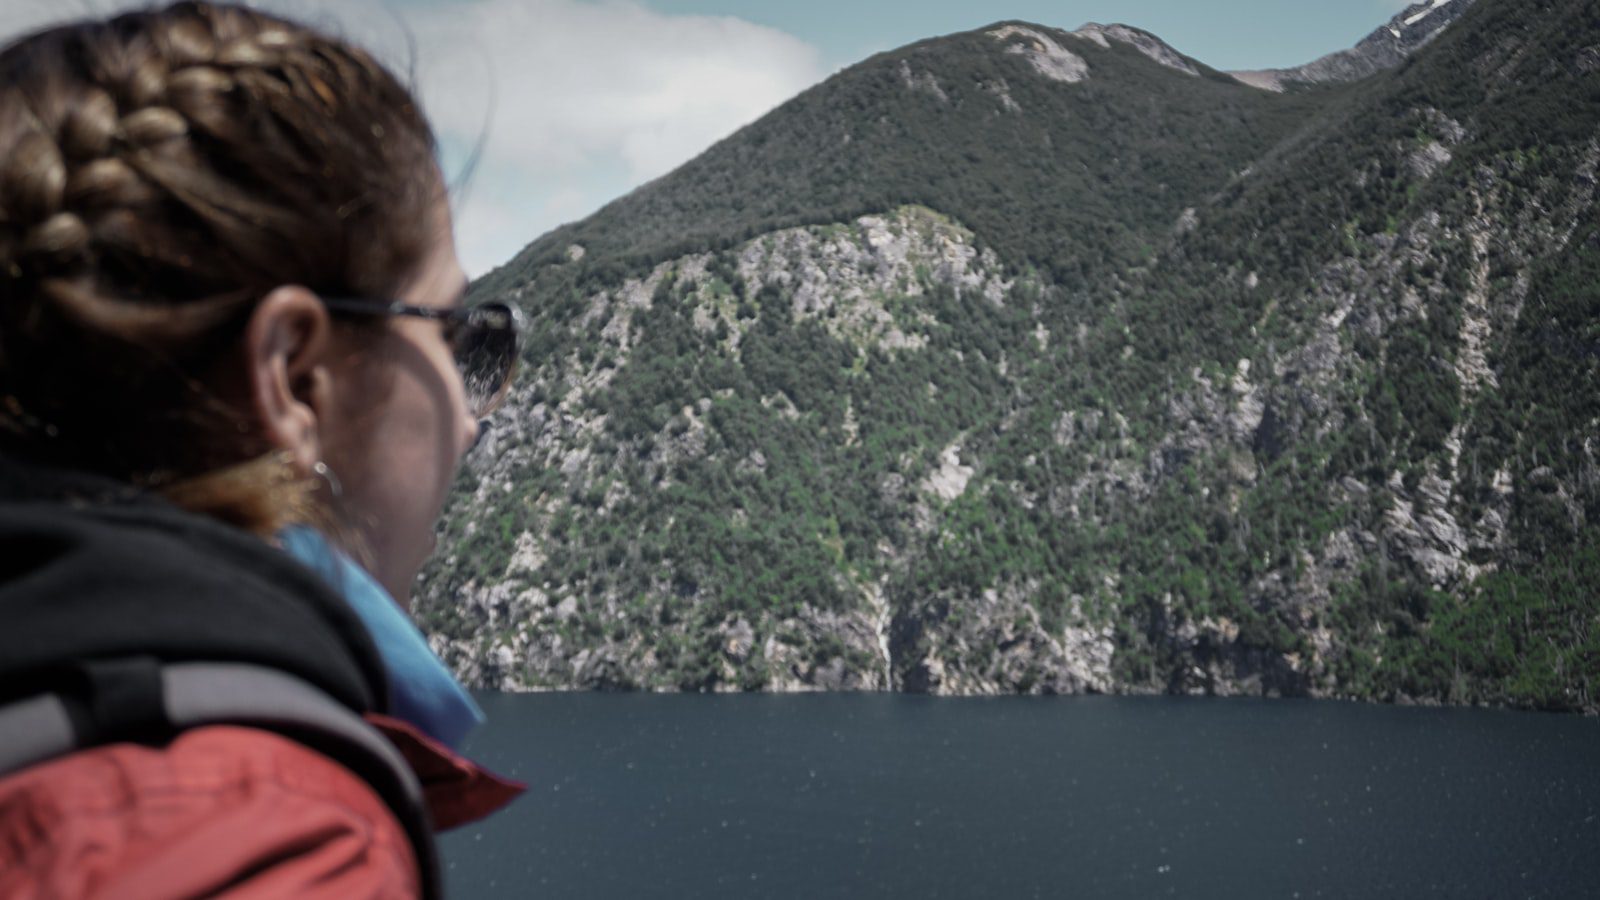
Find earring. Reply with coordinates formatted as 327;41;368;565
312;460;343;499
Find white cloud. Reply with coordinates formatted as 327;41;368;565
449;170;594;279
0;0;827;277
407;0;826;275
414;1;821;177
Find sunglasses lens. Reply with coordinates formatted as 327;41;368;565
456;303;518;416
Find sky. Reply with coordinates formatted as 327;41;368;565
1;0;1428;277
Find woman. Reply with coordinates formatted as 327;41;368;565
0;2;521;896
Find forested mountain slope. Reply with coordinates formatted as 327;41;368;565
420;0;1600;711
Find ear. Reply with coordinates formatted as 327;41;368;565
242;285;335;475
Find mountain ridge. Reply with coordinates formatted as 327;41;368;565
1229;0;1478;91
472;3;1467;297
426;0;1599;711
471;15;1309;298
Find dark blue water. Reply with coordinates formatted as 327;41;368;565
441;694;1600;898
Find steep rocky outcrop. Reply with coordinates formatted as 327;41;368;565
423;0;1599;711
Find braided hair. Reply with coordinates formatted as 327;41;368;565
0;2;441;532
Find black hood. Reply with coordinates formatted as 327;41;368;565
0;454;388;713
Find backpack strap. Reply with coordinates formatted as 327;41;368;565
0;660;442;899
0;692;75;777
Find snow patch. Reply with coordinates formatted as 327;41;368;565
1404;0;1454;28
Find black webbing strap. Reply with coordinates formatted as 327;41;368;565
0;662;441;899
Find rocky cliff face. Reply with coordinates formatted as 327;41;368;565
421;0;1600;710
428;208;1029;692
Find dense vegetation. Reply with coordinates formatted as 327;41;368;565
473;24;1331;296
423;0;1600;710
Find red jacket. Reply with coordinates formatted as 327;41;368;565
0;716;519;899
2;726;418;899
0;458;522;898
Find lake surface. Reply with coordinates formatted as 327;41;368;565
442;693;1600;898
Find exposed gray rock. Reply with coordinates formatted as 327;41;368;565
1384;471;1468;587
1174;207;1199;236
980;78;1022;113
921;442;974;502
898;59;949;102
1408;141;1454;179
1074;23;1199;77
896;583;1115;695
988;25;1089;84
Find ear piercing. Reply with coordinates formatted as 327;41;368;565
312;460;343;499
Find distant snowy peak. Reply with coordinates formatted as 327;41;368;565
1230;0;1474;92
1404;0;1457;28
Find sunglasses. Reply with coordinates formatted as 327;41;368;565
321;296;523;418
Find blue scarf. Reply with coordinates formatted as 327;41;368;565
278;526;484;749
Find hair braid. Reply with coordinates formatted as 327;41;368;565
2;16;289;287
61;89;118;159
0;1;441;533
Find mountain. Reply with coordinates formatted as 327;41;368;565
473;18;1322;296
421;0;1600;711
1229;0;1479;92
